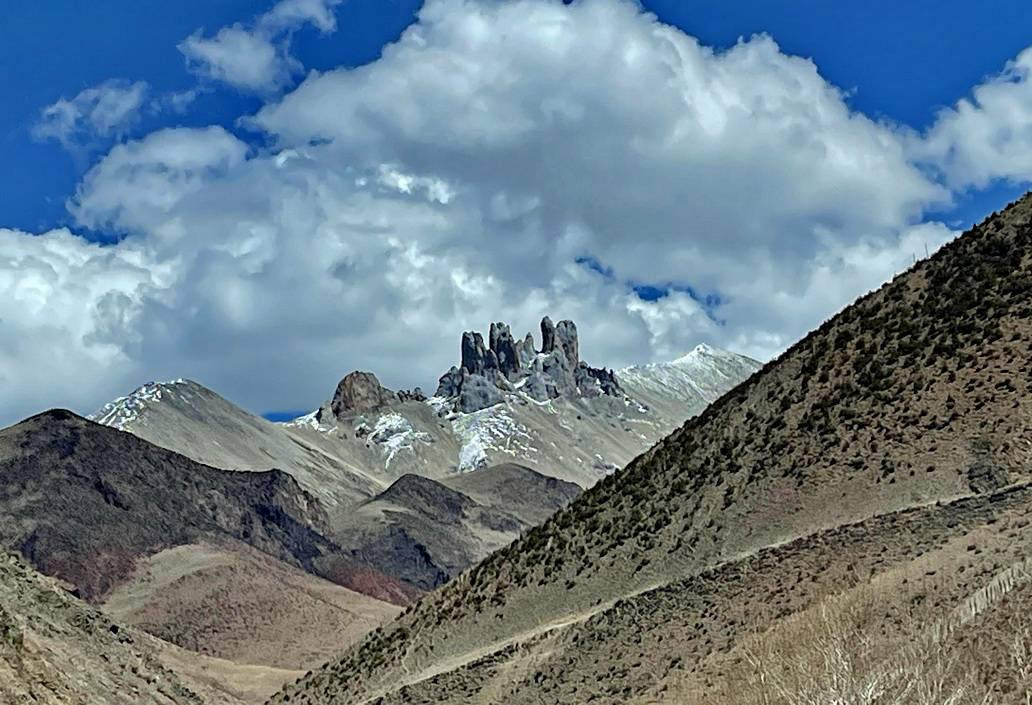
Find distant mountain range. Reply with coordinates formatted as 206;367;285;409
88;323;758;493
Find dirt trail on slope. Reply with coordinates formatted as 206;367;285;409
358;593;649;704
348;489;994;705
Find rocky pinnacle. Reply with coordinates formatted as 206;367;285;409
437;317;621;412
331;371;425;419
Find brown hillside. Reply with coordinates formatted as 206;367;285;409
0;410;413;604
102;541;401;671
334;465;582;591
271;194;1032;705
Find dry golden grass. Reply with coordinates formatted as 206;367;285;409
102;541;399;671
709;592;988;705
156;640;302;705
673;571;1032;705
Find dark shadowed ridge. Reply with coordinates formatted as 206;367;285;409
332;465;583;591
0;410;418;605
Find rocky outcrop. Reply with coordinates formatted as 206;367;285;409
397;388;427;403
454;324;524;381
330;373;426;420
436;317;622;412
331;371;397;418
320;319;620;416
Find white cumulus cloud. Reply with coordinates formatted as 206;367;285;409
179;0;342;94
0;227;165;420
264;0;342;33
33;79;149;151
912;46;1032;189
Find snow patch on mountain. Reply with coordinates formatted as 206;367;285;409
367;412;432;468
426;396;453;416
283;409;337;432
283;410;320;430
451;402;537;472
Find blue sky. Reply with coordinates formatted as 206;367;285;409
1;0;1031;424
3;0;1028;234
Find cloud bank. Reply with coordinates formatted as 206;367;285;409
2;0;1029;425
911;46;1032;190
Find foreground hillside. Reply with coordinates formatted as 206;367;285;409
272;194;1032;704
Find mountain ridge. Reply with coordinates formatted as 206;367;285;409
0;409;416;605
334;465;582;591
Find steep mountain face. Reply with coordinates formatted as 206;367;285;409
334;465;582;591
271;194;1032;705
0;551;202;705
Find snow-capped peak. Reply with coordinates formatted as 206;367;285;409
668;343;737;366
88;379;191;430
618;345;761;406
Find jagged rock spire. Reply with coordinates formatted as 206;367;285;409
518;332;536;367
541;316;556;356
489;322;521;377
460;332;488;375
436;317;622;412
